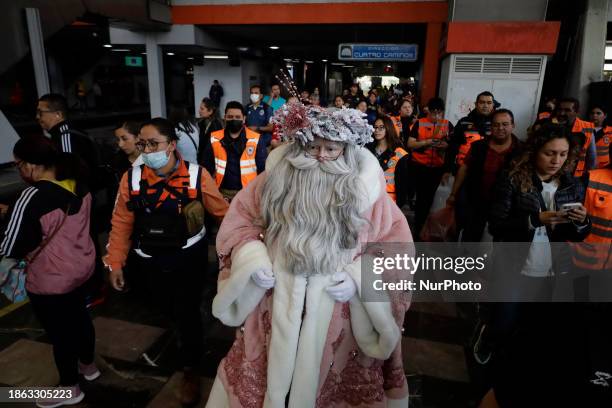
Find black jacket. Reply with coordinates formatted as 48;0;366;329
197;117;223;166
488;171;590;243
48;121;100;189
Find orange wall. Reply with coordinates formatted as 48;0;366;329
172;1;448;24
445;22;561;54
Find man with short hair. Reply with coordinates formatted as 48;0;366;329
344;83;364;108
263;84;286;113
246;85;274;147
447;91;496;172
555;97;596;177
447;108;523;242
203;101;267;201
36;94;99;177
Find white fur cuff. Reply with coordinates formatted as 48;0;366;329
212;240;272;326
345;256;401;360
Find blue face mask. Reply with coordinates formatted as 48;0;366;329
142;149;170;170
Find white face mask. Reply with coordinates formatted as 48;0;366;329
250;94;260;103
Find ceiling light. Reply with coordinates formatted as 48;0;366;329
342;65;354;68
141;52;147;55
322;59;328;62
284;58;292;62
187;57;194;60
331;62;344;66
204;55;229;59
238;47;249;52
103;44;112;48
269;46;279;50
166;52;175;56
111;49;130;52
305;60;314;64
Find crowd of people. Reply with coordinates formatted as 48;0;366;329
0;79;610;407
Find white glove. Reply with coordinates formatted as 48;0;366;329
251;268;275;289
325;272;357;303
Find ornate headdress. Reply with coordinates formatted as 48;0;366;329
271;71;373;146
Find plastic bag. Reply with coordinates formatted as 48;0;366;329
0;258;27;303
420;207;456;242
430;175;454;213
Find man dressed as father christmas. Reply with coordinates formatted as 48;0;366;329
206;102;413;407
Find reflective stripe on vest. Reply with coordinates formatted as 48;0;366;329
383;147;408;202
129;162;199;193
456;130;484;166
210;128;260;188
127;161;205;252
573;169;612;270
573;118;595;177
411;118;448;167
596;127;611;168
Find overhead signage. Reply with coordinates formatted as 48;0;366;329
125;56;143;67
338;44;418;62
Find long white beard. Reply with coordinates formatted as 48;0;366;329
260;152;366;277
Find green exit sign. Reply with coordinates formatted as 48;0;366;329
125;56;143;67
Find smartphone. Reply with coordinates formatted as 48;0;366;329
560;203;582;212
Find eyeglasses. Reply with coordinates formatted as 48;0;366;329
36;109;56;116
373;126;385;130
304;142;344;161
135;140;169;151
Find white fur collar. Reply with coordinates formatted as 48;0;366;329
264;143;382;211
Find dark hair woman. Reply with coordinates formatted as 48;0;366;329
113;121;142;175
365;115;409;206
482;124;592;407
588;104;611;168
1;136;98;404
197;97;223;165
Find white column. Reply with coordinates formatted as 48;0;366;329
25;8;50;97
145;35;166;118
566;0;608;112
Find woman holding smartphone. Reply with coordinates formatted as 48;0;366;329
479;124;591;408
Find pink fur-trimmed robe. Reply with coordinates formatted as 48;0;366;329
207;145;413;408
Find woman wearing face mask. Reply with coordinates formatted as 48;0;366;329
366;115;409;206
1;136;97;406
481;124;591;408
589;104;611;168
104;118;228;406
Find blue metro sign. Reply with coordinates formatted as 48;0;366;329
338;43;418;62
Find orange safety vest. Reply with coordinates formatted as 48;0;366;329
572;168;612;271
595;126;611;168
538;111;551;120
383;147;408;202
389;115;402;136
572;118;595;177
411;118;449;168
456;130;484;167
210;128;260;188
